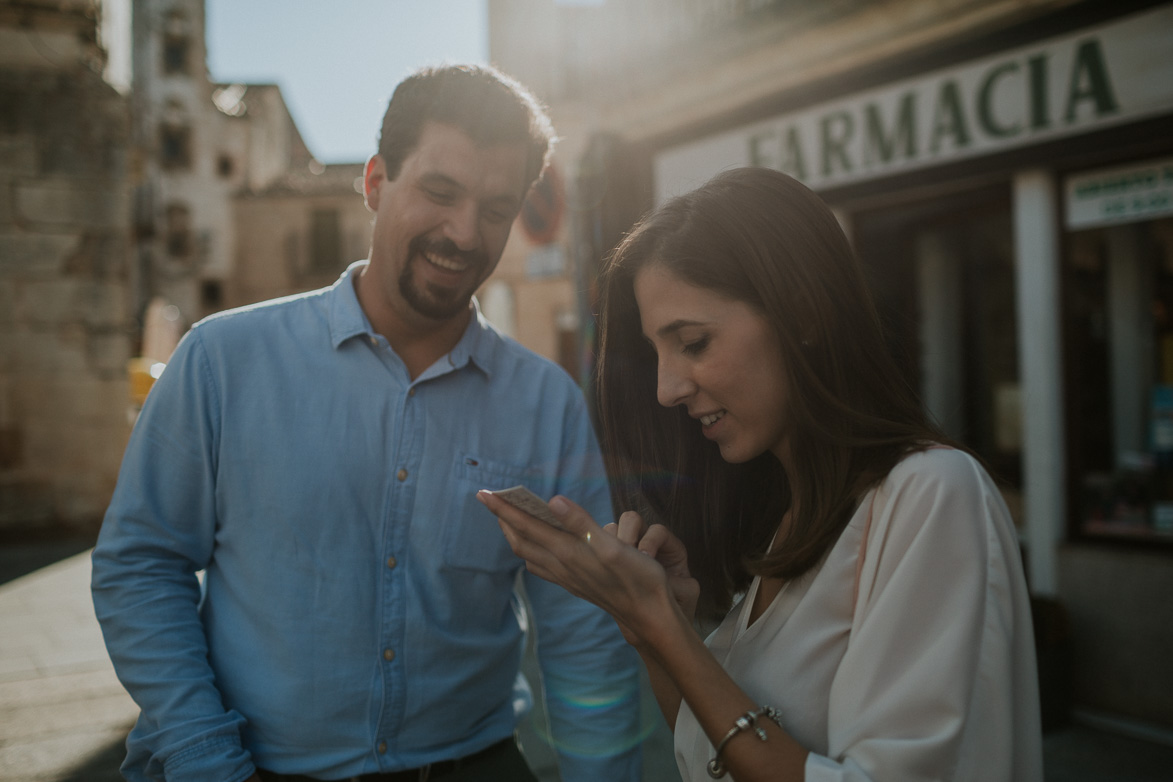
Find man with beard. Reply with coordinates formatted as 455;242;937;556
92;65;642;782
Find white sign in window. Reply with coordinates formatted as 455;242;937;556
1066;156;1173;229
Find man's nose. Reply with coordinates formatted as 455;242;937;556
445;203;480;251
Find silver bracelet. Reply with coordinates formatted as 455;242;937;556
707;705;785;779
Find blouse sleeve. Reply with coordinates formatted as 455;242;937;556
805;449;1036;782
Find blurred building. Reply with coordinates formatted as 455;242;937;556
127;0;371;325
490;0;1173;741
0;0;134;532
0;0;374;534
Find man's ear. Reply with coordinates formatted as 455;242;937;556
363;155;385;212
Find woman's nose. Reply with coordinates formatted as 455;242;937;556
656;359;693;408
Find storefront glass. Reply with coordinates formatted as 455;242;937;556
1067;215;1173;540
854;189;1023;525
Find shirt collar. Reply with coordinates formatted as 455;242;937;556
450;297;494;378
327;260;495;378
327;260;376;349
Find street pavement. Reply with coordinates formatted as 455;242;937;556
0;549;679;782
3;548;1172;782
0;550;137;782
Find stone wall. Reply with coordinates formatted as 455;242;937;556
0;67;133;534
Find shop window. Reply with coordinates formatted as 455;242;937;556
160;123;191;170
165;203;191;258
310;209;342;273
161;9;192;75
854;189;1023;521
201;280;223;311
162;34;189;74
1067;217;1173;541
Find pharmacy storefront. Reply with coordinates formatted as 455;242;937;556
649;3;1173;730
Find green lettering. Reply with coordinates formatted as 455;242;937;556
749;130;778;169
930;80;971;153
1064;38;1119;123
1028;55;1050;130
977;61;1022;138
864;93;917;165
779;126;808;181
821;111;854;176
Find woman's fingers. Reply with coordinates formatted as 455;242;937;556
615;511;646;547
478;490;570;569
478;490;684;637
544;494;603;539
637;525;690;573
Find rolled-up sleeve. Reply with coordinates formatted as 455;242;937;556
91;328;255;782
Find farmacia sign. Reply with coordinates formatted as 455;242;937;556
654;5;1173;202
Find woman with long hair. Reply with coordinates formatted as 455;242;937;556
479;167;1042;781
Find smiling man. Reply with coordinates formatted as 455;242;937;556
92;65;642;782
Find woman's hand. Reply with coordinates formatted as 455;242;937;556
606;511;700;625
477;491;697;650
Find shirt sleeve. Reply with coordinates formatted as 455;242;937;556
806;451;1029;782
91;328;256;782
523;394;643;782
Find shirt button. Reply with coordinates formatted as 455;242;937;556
397;468;408;481
378;741;387;754
386;556;397;569
383;648;395;661
408;387;416;397
368;336;377;346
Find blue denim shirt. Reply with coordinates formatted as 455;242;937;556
92;262;642;782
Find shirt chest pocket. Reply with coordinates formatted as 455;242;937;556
442;453;555;573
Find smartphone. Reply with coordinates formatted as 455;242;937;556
484;485;565;530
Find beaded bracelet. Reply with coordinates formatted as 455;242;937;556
706;705;786;779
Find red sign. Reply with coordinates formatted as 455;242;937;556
520;164;565;245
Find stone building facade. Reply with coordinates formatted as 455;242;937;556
0;0;134;533
0;0;373;535
128;0;367;329
229;162;370;308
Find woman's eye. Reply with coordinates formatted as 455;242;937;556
682;336;710;356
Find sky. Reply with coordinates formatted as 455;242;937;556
205;0;489;164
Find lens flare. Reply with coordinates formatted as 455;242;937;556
526;670;661;758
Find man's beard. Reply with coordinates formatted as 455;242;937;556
399;237;489;320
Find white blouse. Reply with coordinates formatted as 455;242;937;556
673;448;1043;781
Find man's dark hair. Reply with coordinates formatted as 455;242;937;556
378;64;554;191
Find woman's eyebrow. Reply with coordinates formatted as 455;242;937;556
655;318;707;338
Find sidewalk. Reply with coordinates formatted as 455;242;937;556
2;548;1172;782
0;550;679;782
0;550;137;782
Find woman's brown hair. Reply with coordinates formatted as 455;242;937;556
596;167;955;616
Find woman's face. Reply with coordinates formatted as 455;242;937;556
634;263;790;464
